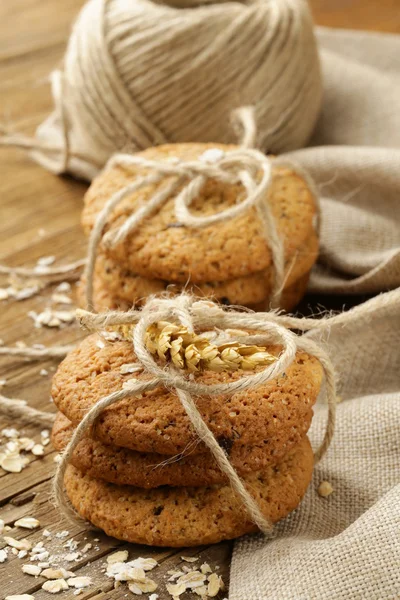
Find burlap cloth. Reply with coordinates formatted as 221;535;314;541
229;28;400;600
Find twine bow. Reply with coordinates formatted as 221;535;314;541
85;146;319;311
54;294;336;535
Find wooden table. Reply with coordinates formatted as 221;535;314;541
0;1;398;598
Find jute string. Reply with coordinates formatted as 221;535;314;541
51;294;337;534
0;395;55;428
0;0;322;179
0;258;85;283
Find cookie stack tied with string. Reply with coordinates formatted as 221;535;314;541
50;296;336;547
80;142;319;312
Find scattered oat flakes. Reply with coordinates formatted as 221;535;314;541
55;282;71;293
200;563;212;574
167;571;184;582
101;330;122;342
31;444;45;456
19;437;35;451
194;585;208;597
0;453;23;472
122;378;138;390
42;579;69;593
107;562;146;582
0;548;8;563
15;517;40;529
318;481;334;497
137;578;157;593
81;542;92;554
178;571;206;589
207;573;223;597
41;567;73;579
67;576;92;589
128;578;157;594
128;582;143;595
51;293;72;305
6;440;19;453
130;557;158;571
0;287;10;300
2;427;19;438
40;369;49;376
15;286;41;301
4;537;32;551
5;595;35;600
65;552;81;562
166;582;186;597
181;556;198;563
22;564;42;576
107;550;129;564
37;256;55;267
30;550;50;562
55;530;69;539
28;308;75;328
120;363;143;375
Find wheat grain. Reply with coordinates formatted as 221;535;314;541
112;321;276;373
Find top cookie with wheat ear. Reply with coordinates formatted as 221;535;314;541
51;331;323;456
82;143;318;283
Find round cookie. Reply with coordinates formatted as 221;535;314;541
52;333;322;455
64;437;314;547
52;411;313;487
79;232;318;311
82;143;318;283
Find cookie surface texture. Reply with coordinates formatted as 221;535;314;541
52;411;308;487
64;437;314;546
78;238;317;311
82;143;318;284
51;334;322;455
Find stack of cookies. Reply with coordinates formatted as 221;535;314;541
51;325;322;547
80;143;319;312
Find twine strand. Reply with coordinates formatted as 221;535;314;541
0;258;85;281
0;345;74;359
176;387;273;534
0;394;56;428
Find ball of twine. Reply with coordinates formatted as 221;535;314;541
1;0;322;180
